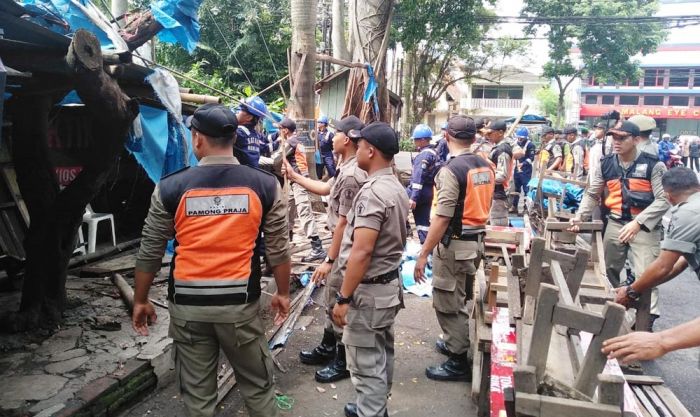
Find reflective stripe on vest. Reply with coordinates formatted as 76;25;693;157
601;153;656;221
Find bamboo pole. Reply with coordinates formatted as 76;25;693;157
180;93;222;104
505;104;530;138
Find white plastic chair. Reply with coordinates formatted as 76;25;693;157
73;227;87;256
82;204;116;253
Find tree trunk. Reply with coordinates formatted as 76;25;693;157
331;0;350;70
401;50;414;137
342;0;394;123
554;76;566;128
4;30;139;331
289;0;318;120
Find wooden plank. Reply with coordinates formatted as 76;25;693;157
573;302;626;398
526;283;559;380
543;249;577;269
502;245;522;321
622;375;664;386
632;385;662;417
641;385;673;417
488;263;499;312
546;220;604;231
652;385;693;417
598;374;624;410
524;237;546;298
635;289;652;336
569;249;590;300
550;260;576;306
515;392;622;417
540;373;591;401
513;365;537;394
553;304;604;335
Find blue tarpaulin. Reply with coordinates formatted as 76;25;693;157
21;0;115;48
150;0;203;53
363;64;380;116
527;178;585;211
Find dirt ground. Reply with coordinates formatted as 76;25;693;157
121;288;479;417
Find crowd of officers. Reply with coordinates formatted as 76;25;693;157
127;98;700;417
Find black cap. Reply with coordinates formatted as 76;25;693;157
488;119;507;132
334;115;365;134
474;117;487;131
349;122;400;155
541;126;554;135
446;115;477;140
609;121;640;137
594;122;606;129
277;117;296;132
553;129;562;134
563;126;578;135
185;103;238;138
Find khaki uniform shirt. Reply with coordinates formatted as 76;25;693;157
326;156;367;230
577;149;669;230
662;192;700;275
337;167;409;278
135;155;290;323
571;138;586;182
637;138;659;157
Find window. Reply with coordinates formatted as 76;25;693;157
601;95;615;105
669;69;690;87
471;86;524;100
619;96;639;105
644;69;664;87
584;95;598;104
669;96;689;106
643;95;664;105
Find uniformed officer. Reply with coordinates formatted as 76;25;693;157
285;115;367;384
235;96;268;168
408;124;440;243
602;167;700;363
316;115;337;179
436;122;450;162
564;126;587;181
277;118;327;262
414;115;494;382
132;104;290;417
485;119;514;226
587;122;607;181
628;115;659;157
331;122;408;417
571;121;669;330
539;126;563;171
511;126;536;214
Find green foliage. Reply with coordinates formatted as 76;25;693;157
155;0;291;105
535;86;559;121
522;0;667;119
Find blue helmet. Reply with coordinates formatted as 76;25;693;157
318;115;329;124
238;96;268;119
412;124;433;139
515;126;529;138
441;122;448;130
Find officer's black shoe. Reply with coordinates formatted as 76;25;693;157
343;403;388;417
300;329;336;365
426;353;471;381
435;339;451;356
302;236;326;263
315;344;350;383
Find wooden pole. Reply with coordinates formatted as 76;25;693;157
505;104;530;138
180;93;222;104
110;273;134;311
316;54;368;69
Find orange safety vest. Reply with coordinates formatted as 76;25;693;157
160;163;278;305
444;152;495;233
601;152;657;221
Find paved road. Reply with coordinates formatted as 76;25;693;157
642;268;700;416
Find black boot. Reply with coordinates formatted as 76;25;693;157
299;329;336;365
303;236;326;262
344;403;388;417
426;352;471;381
315;343;351;383
435;339;451;356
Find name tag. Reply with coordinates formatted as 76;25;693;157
185;195;249;216
632;164;648;177
471;171;492;186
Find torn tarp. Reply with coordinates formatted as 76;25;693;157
21;0;115;48
150;0;203;53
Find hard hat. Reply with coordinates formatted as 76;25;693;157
412;124;433;139
318;115;329;124
238;96;268;119
662;133;671;139
515;126;529;138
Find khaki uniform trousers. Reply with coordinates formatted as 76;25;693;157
603;219;661;315
431;239;482;355
169;311;277;417
324;261;344;339
342;280;402;417
489;199;509;226
288;181;319;239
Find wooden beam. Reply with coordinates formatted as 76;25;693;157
622;375;664;386
597;374;624;410
526;283;559;381
515;392;621;417
553;304;604;335
316;53;368;69
513;365;537;394
545;220;604;231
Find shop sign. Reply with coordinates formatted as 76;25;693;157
581;104;700;119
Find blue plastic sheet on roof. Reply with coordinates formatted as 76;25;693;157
363;64;380;116
150;0;203;53
21;0;115;48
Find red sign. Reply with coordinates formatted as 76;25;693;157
490;306;517;417
580;104;700;119
55;166;83;186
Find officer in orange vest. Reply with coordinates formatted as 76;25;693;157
571;121;668;330
132;104;291;417
414;115;495;381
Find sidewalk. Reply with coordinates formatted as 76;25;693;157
0;272;174;417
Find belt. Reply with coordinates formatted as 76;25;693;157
361;269;399;284
454;232;485;242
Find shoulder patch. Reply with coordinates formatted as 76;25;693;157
355;196;368;216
